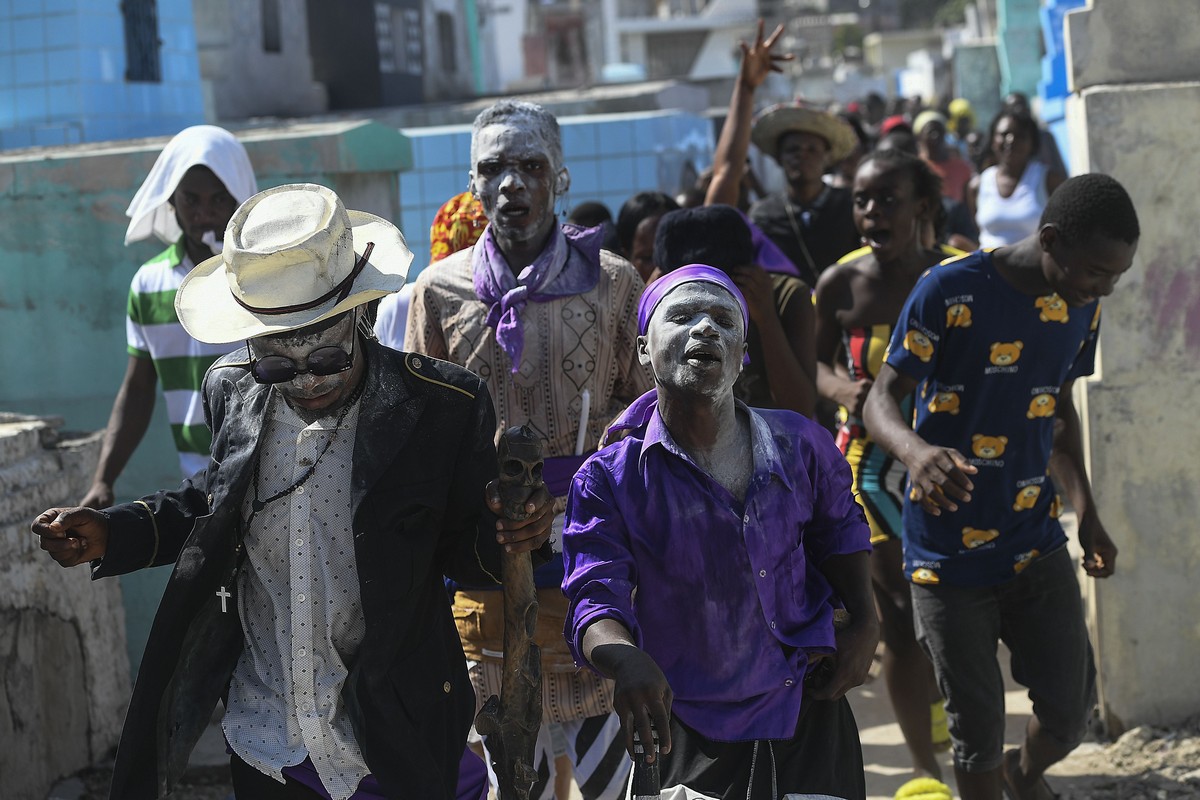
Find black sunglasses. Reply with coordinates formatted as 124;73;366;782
249;334;356;385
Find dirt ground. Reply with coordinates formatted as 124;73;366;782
1045;717;1200;799
53;632;1200;800
58;719;1200;800
62;764;231;800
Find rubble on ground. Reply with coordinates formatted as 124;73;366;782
1052;716;1200;799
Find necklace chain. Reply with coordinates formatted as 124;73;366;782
244;376;366;530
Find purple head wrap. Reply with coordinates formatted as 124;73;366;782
604;265;750;445
637;264;750;336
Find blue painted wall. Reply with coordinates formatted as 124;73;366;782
1039;0;1086;173
0;0;205;149
399;110;715;269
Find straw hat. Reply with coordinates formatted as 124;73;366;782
176;183;413;344
751;104;859;163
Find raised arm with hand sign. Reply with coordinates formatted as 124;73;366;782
706;20;793;209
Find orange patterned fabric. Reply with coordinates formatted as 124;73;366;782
429;191;487;263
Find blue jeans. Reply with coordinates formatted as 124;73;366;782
911;546;1096;772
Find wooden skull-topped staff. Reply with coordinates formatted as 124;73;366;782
475;424;545;799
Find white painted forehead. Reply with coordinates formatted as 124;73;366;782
472;114;560;163
648;281;745;328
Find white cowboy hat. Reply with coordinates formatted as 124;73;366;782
750;104;859;163
124;125;258;246
176;183;413;344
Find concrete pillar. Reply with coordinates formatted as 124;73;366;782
1064;0;1200;733
601;0;621;67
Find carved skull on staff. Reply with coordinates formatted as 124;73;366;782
496;424;545;521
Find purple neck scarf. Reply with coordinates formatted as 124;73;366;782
472;222;604;372
603;265;750;445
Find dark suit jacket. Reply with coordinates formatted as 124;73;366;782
94;341;517;799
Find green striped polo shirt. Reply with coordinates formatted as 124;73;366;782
126;241;237;477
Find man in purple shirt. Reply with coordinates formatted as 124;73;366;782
562;265;877;799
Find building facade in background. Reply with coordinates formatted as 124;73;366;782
304;0;477;109
600;0;755;82
194;0;326;119
0;0;205;148
0;1;1074;174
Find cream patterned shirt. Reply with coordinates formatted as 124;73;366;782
223;392;368;800
406;247;651;468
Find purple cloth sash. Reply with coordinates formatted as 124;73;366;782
543;453;591;498
277;748;488;799
742;210;803;279
472;222;604;372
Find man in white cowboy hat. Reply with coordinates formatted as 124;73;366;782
407;99;649;800
32;183;554;800
746;101;861;288
82;125;259;509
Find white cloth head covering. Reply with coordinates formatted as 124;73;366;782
124;125;257;246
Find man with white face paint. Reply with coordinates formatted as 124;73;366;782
82;125;258;508
563;266;877;800
32;184;554;800
407;100;650;800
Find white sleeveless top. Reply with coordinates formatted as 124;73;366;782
975;161;1049;247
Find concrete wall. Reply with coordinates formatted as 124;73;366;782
686;23;753;81
1064;0;1200;732
0;413;128;800
478;0;528;93
897;48;941;105
364;79;709;130
422;0;478;102
0;119;411;675
995;0;1041;99
194;0;327;120
863;29;942;73
953;40;1003;130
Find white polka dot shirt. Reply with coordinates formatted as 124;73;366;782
223;392;369;800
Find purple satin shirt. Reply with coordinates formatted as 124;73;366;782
562;402;871;742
